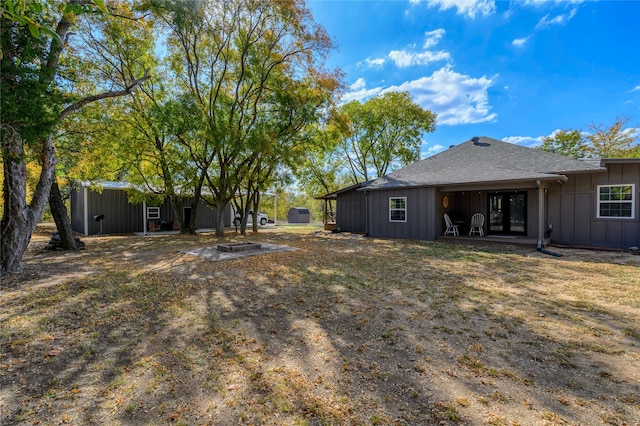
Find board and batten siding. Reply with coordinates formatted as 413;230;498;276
71;184;231;235
70;186;86;234
547;163;640;249
86;188;144;235
335;189;367;233
366;188;436;240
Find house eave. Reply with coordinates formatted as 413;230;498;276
360;175;568;193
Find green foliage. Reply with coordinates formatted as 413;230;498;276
337;91;436;183
538;129;587;159
538;117;639;160
149;0;339;235
585;116;639;159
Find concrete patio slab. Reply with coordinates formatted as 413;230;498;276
181;243;298;262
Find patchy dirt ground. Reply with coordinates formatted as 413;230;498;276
1;226;639;425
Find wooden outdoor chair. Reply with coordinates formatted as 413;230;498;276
469;213;485;236
148;220;161;232
172;219;180;231
444;213;459;236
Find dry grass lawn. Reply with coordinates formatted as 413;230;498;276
1;226;639;425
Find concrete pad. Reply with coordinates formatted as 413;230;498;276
181;243;298;262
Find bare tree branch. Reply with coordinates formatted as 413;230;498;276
58;69;151;122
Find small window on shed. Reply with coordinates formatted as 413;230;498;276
389;197;406;222
147;207;160;219
597;184;635;219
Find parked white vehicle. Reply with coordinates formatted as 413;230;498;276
234;210;268;226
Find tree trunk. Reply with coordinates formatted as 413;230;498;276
49;177;78;250
215;203;226;237
251;192;261;233
1;133;56;275
189;200;199;234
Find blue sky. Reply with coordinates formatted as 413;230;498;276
307;0;640;157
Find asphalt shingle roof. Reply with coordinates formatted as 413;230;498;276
365;136;607;190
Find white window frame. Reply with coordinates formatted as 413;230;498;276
596;184;635;219
147;206;160;219
389;197;407;222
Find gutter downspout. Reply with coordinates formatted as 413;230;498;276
537;180;544;250
83;185;89;236
536;180;563;257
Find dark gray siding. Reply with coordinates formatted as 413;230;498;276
366;187;436;240
547;164;640;248
137;198;227;230
70;187;85;233
336;190;367;233
87;189;144;235
71;184;232;234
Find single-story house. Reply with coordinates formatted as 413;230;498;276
70;181;232;235
318;136;640;250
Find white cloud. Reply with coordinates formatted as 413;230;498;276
388;49;451;67
342;69;497;125
387;28;451;68
512;37;530;47
423;28;446;48
502;128;575;148
420;0;496;19
423;144;446;158
535;8;578;29
383;67;497;125
524;0;585;5
342;78;384;103
350;78;367;91
502;135;543;148
358;57;386;69
631;85;640;92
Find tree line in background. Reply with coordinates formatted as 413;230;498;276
538;117;639;159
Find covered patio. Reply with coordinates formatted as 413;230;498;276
437;182;552;244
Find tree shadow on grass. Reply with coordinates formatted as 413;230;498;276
2;234;638;425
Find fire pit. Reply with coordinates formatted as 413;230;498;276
216;242;262;253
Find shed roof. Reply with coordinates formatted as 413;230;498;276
363;136;607;191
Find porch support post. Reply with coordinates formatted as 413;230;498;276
536;180;545;249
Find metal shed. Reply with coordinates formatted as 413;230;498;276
70;181;232;235
287;207;310;223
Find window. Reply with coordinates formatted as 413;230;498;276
147;207;160;219
597;184;635;219
389;197;407;222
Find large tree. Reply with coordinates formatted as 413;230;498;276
538;117;639;160
585;116;639;158
538;129;587;159
338;91;437;183
154;0;339;236
1;0;149;275
67;10;207;234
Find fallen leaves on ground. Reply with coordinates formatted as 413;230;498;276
1;227;639;425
